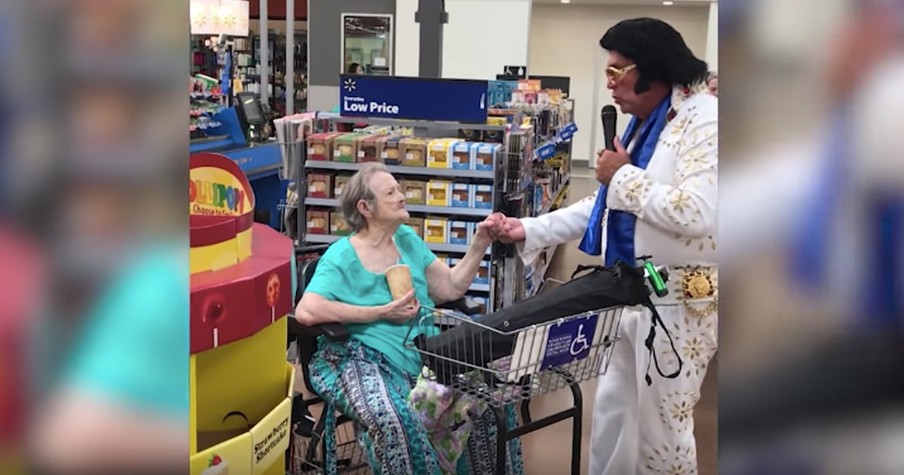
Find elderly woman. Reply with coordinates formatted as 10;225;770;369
707;71;719;96
295;163;523;475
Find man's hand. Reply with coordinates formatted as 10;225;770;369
497;216;526;244
380;289;419;323
595;137;631;186
475;213;506;245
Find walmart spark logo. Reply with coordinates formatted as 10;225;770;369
343;78;356;92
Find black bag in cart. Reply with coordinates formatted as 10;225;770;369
418;261;682;386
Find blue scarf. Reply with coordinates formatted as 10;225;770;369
791;107;902;331
579;94;673;265
790;108;848;290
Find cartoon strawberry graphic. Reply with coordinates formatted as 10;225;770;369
202;454;229;475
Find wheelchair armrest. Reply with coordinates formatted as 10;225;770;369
317;322;350;342
438;297;482;316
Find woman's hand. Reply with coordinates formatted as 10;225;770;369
475;213;506;245
380;289;420;323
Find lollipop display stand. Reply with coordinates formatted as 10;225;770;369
189;152;295;475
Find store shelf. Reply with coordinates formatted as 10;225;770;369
305;198;492;217
304;233;490;256
326;116;507;131
538;177;570;216
305;161;495;179
469;283;491;292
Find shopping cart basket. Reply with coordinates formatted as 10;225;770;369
405;304;623;475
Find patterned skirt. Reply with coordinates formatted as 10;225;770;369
309;338;524;475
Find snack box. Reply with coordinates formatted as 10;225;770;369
305;208;330;235
451;142;476;170
474;260;491;285
404;217;425;238
334;175;351;198
357;134;386;163
377;135;406;165
333;133;361;163
330;212;352;236
426;180;452;207
399;137;430;167
474;143;500;171
424;217;449;244
450;183;471;208
473;184;493;210
307;172;333;198
307;132;343;161
400;180;427;205
448;220;470;245
427;138;458;168
458;128;483;142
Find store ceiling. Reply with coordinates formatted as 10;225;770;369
532;0;714;5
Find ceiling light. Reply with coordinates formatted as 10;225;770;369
663;1;675;5
561;0;571;4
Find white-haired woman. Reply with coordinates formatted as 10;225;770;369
295;162;523;475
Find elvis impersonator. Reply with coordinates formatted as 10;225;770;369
497;18;718;475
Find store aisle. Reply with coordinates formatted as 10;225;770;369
291;173;717;475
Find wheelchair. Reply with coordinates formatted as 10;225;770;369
286;247;481;474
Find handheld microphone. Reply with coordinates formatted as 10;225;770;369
601;105;617;152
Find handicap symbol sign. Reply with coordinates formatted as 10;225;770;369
540;314;599;371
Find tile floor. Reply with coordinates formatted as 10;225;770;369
293;172;717;474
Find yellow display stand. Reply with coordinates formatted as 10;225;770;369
190;153;296;475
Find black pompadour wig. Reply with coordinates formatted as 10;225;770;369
600;18;709;95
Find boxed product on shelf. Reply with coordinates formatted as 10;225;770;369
330;212;352;236
400;180;427;205
307;172;333;198
306;208;330;235
451;142;475;170
448;220;469;245
358;134;386;162
450;183;471;208
377;135;405;165
435;253;449;266
449;257;462;270
475;260;491;285
458;128;483;142
405;217;425;238
308;132;343;161
427;138;458;168
334;174;351;198
473;184;493;210
333;134;360;163
473;143;500;171
424;217;449;244
485;117;507;143
400;137;430;167
426;180;452;207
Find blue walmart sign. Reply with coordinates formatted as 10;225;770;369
339;75;489;123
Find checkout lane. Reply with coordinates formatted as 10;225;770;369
190;94;287;230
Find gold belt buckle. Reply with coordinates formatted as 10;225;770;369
677;266;717;318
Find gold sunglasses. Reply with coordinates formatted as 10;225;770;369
605;64;637;82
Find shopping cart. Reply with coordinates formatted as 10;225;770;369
405;303;624;475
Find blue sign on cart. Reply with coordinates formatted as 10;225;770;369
339;75;489;123
540;314;599;370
